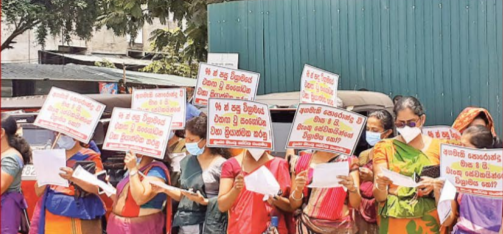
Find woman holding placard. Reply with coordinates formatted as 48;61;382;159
373;97;443;234
434;125;502;234
158;116;229;233
1;114;31;234
218;148;292;234
356;110;394;234
107;151;171;234
30;134;106;234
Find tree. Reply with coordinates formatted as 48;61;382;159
1;0;100;51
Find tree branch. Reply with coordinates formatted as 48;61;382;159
1;20;41;51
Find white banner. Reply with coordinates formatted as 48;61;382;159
132;88;186;129
300;65;339;107
423;126;461;141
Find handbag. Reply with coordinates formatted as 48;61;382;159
18;190;30;234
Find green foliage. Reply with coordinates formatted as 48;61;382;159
95;59;116;68
1;0;100;50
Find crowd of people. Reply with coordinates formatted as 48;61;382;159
1;96;502;234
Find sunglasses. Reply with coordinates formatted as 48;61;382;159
395;118;421;128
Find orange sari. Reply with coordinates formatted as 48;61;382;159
452;107;497;136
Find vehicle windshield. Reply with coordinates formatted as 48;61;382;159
22;127;55;148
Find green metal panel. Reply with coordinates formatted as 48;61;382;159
208;0;503;134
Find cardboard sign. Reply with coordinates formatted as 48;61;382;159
34;87;105;143
440;144;503;197
207;99;273;150
423;126;461;141
132;88;186;129
103;108;172;159
194;63;260;106
207;53;239;69
286;104;366;155
99;83;118;94
300;65;339;107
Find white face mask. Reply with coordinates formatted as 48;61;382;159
397;126;422;143
248;149;266;161
57;135;76;150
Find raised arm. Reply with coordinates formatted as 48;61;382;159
218;175;243;212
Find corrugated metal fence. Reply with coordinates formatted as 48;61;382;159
208;0;502;133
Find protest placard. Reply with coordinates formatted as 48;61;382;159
207;99;273;150
286;104;366;155
132;88;186;129
34;87;105;143
423;126;461;141
300;64;339;107
194;63;260;106
103;108;172;159
440;144;503;197
207;53;239;69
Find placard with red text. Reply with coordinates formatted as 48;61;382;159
103;108;172;159
132;88;186;129
423;126;461;141
286;104;366;155
194;63;260;106
300;65;339;107
207;99;273;150
440;144;503;197
34;87;105;143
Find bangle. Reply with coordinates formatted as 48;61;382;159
129;170;138;177
348;188;358;194
290;190;304;201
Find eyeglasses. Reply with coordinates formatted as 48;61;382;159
395;118;420;128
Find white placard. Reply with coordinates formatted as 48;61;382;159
423;126;461;141
207;99;273;150
132;88;186;130
103;108;172;159
32;149;68;187
440;144;503;197
207;53;239;69
286;104;366;155
300;64;339;107
34;87;105;143
194;63;260;106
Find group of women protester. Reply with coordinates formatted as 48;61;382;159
1;96;503;234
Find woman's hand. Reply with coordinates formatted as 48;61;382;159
359;167;374;182
182;190;208;205
418;176;436;196
375;173;391;190
124;152;137;171
233;173;244;192
59;167;74;181
294;170;308;192
338;175;357;193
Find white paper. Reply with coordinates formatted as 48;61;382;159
73;166;116;195
148;180;196;195
381;167;418;188
308;161;349;189
169;152;188;172
438;179;457;224
32;149;69;187
244;166;280;197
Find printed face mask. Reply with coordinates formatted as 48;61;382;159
397;126;422;143
57;135;76;150
186;139;205;156
366;131;382;146
248;149;266;161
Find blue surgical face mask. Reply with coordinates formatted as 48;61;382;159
186;139;205;156
57;135;76;150
169;131;175;140
366;131;382;146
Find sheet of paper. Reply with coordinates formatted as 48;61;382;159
32;149;69;187
73;166;117;195
148;180;196;195
438;179;457;224
308;161;349;189
381;167;418;188
244;166;280;197
169;152;188;172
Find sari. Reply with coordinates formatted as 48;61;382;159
294;153;359;234
451;194;503;234
356;149;378;234
452;107;497;136
29;148;105;234
1;152;28;234
373;139;443;234
221;157;291;234
173;155;227;233
107;161;171;234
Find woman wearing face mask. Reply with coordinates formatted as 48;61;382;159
373;96;443;234
1;114;31;234
218;149;292;234
107;151;171;234
434;125;502;234
356;110;394;234
157;116;229;234
452;107;503;148
30;133;105;234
